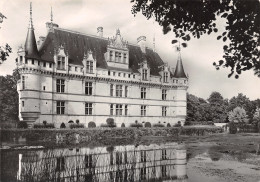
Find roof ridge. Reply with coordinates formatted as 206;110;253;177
54;27;155;51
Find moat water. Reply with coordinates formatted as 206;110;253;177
1;141;260;182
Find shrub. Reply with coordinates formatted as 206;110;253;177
43;120;47;125
121;123;125;127
228;107;248;123
135;120;138;124
184;120;192;126
167;123;171;127
88;122;96;128
100;124;109;127
33;123;55;129
174;121;182;127
153;123;164;127
130;123;143;128
17;121;28;129
229;122;237;134
106;118;116;127
144;122;151;128
60;123;66;128
68;120;74;123
70;123;84;129
76;120;80;124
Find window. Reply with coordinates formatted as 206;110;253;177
118;52;122;62
22;101;24;107
123;73;126;77
57;101;65;114
56;79;65;93
57;56;65;70
162;149;167;160
80;68;83;72
110;84;113;96
31;59;34;65
85;103;93;115
162;106;167;116
43;86;46;91
142;69;148;80
38;61;40;66
108;70;110;75
116;85;123;97
128;74;130;78
163;72;168;83
162;89;167;100
141;87;146;99
133;75;135;79
43;62;46;67
141;150;146;162
85;154;92;168
56;157;65;171
85;82;93;95
140;167;146;180
118;72;121;77
110;104;114;115
125;86;128;97
141;105;146;116
124;151;128;164
161;165;167;177
49;63;52;68
116;152;122;165
113;72;116;76
125;105;128;116
75;67;78;72
110;153;114;165
116;104;123;116
110;51;113;61
123;53;127;63
25;59;28;64
20;56;23;63
115;52;118;62
22;76;25;90
86;61;93;73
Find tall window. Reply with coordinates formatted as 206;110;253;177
86;61;93;73
116;85;123;97
57;56;65;70
31;59;34;65
56;157;65;171
85;103;93;115
162;149;167;160
141;150;146;162
116;152;122;165
49;63;52;68
162;106;167;116
140;167;146;180
163;72;168;83
43;62;46;67
141;87;146;99
110;84;113;96
123;53;127;63
57;101;65;114
141;105;146;116
142;69;148;80
118;53;122;62
116;104;123;116
161;165;167;177
125;105;128;116
56;79;65;93
162;89;167;100
110;104;114;115
125;86;128;97
85;154;92;168
85;82;93;95
20;56;23;63
110;51;113;61
115;52;119;62
22;76;25;90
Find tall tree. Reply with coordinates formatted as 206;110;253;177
208;92;228;123
131;0;260;78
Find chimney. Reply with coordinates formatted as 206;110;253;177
137;36;146;53
46;22;59;33
97;27;103;37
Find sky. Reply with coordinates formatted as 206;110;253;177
0;0;259;100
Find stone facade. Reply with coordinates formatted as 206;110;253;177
16;5;188;128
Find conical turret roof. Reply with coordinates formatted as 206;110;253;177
173;58;187;78
24;2;41;60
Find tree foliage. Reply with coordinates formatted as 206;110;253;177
228;106;248;123
131;0;260;78
0;12;12;64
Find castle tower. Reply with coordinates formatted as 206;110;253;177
17;2;41;127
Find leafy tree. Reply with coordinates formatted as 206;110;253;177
228;106;248;123
253;107;260;123
131;0;260;78
0;12;12;64
0;71;19;128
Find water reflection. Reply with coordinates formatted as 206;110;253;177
1;143;187;182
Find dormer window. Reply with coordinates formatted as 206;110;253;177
163;72;168;83
57;56;65;70
123;54;127;63
142;69;148;81
86;60;93;73
110;51;113;61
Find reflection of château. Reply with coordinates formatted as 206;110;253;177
18;143;187;181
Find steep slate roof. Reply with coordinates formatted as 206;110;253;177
39;28;166;76
173;58;187;78
25;26;41;60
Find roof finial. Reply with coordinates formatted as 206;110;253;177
29;2;33;29
50;6;53;23
153;18;156;52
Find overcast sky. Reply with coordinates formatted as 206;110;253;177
0;0;259;100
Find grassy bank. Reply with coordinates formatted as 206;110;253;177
0;126;223;145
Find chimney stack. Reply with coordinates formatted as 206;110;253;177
137;36;146;53
97;27;103;37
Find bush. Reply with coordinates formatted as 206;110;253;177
153;123;164;127
174;121;182;127
17;121;28;129
106;118;116;127
68;120;74;123
130;123;143;128
100;124;109;127
121;123;125;127
229;122;237;134
70;123;84;129
60;123;66;128
167;123;171;127
33;123;54;129
43;120;47;125
184;121;191;126
88;122;96;128
144;122;151;128
76;120;80;124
